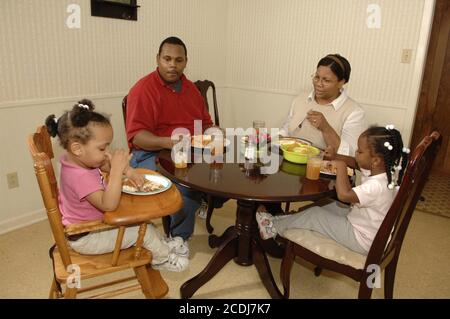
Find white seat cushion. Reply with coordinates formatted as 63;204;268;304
282;229;367;270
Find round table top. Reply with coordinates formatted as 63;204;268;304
157;149;336;203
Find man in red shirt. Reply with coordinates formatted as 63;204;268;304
126;37;213;246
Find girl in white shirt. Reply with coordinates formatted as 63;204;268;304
256;125;409;254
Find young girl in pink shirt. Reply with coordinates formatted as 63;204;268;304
45;99;188;272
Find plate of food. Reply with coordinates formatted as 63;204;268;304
191;135;230;149
320;160;354;177
122;174;172;196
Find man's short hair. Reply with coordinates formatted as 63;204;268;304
158;36;187;56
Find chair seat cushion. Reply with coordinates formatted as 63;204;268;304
282;229;367;269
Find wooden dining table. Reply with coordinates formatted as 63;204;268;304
157;147;337;298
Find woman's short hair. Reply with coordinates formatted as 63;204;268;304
317;54;351;83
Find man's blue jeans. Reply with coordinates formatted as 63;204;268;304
130;149;201;240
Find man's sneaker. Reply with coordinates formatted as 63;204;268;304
197;200;208;219
165;236;189;258
152;252;189;272
256;211;277;240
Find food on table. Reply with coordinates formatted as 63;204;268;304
284;142;310;153
320;160;354;176
191;135;212;148
122;177;164;193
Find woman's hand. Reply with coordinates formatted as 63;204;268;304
307;110;341;153
306;110;330;131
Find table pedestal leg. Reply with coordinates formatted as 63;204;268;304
180;232;237;299
208;226;236;248
180;200;282;299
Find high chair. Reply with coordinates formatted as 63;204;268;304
28;125;178;298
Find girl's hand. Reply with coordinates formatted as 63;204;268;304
324;145;337;160
106;149;132;174
306;110;330;131
334;160;348;175
125;168;145;190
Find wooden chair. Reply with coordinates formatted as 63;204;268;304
122;95;171;236
279;131;442;299
194;80;223;233
194;80;220;126
28;125;169;299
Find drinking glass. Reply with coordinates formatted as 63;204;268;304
306;152;323;180
174;150;188;169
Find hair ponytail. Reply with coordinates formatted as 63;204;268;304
363;125;409;189
70;99;96;127
43;98;110;150
45;114;59;137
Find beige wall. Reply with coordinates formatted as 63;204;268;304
0;0;228;233
225;0;434;139
0;0;434;233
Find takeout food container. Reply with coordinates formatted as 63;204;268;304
281;143;320;164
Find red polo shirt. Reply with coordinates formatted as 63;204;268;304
126;70;213;149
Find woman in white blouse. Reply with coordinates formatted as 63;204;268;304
280;54;365;156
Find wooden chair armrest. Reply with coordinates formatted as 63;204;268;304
65;219;116;236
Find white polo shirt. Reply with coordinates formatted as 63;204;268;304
347;173;397;252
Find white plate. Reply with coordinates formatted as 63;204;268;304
320;160;354;177
192;135;231;149
122;174;172;196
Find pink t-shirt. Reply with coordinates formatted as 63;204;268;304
59;154;105;226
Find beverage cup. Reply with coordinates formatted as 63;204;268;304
306;152;323;180
174;151;188;169
210;136;224;156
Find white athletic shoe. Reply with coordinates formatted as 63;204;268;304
165;236;189;258
152;252;189;272
255;211;277;240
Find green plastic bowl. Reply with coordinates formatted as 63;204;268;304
281;144;320;164
280;160;306;176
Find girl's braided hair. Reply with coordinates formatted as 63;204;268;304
362;125;409;189
45;99;111;149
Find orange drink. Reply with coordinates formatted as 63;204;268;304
306;153;323;180
174;151;188;169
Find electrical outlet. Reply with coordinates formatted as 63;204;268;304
7;172;19;189
401;49;412;64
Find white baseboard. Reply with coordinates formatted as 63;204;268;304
0;209;47;235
